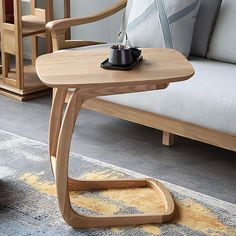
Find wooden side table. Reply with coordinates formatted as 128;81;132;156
36;48;194;229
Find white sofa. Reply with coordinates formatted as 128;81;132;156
48;0;236;152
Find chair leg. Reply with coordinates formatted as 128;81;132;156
45;30;52;53
2;52;10;79
64;0;71;40
162;131;174;146
31;36;37;65
15;42;24;89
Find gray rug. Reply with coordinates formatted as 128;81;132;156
0;130;235;236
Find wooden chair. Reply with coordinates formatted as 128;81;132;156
47;0;126;51
0;0;70;101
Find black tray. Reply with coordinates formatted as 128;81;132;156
101;56;143;70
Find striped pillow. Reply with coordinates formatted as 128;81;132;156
126;0;200;57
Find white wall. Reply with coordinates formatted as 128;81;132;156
22;0;123;59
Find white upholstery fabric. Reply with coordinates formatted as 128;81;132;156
207;0;236;64
190;0;222;57
101;58;236;135
121;0;134;31
125;0;200;57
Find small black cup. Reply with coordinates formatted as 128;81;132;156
108;45;133;66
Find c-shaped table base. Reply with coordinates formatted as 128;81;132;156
49;87;175;229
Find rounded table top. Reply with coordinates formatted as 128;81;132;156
36;48;194;89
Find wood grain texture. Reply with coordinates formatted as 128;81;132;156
0;0;70;101
49;88;67;157
0;86;51;101
48;89;175;228
21;15;46;37
36;48;194;88
0;65;48;94
0;0;51;98
163;132;175;146
36;44;196;228
37;48;191;227
47;0;127;32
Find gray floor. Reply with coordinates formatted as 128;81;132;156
0;95;235;204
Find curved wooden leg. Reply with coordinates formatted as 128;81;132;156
49;88;67;176
49;89;175;229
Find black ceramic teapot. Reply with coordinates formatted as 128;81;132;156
108;31;133;66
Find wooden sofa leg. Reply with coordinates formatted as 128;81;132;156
162;132;174;146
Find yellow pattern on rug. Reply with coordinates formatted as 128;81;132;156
20;172;235;235
20;173;118;214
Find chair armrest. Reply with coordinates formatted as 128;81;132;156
47;0;127;51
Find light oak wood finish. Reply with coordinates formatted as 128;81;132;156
36;48;194;88
36;48;194;228
162;132;175;146
0;86;51;101
0;0;70;101
49;89;175;229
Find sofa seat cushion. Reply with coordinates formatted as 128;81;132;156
100;58;236;135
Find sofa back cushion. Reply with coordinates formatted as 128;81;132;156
207;0;236;64
190;0;222;57
125;0;200;57
122;0;134;30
